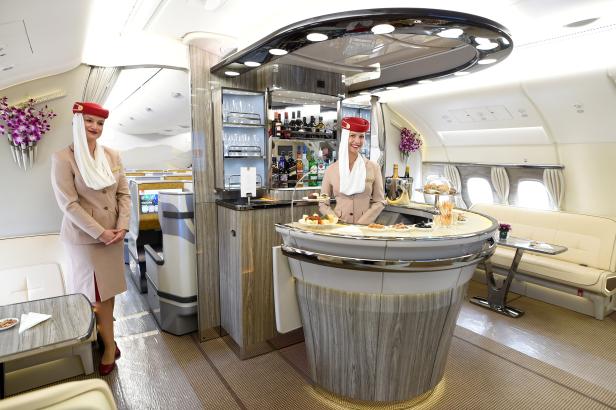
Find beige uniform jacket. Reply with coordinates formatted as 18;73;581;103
319;158;386;224
51;145;131;244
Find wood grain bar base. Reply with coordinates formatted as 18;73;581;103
296;278;468;402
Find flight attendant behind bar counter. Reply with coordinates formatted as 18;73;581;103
51;102;130;376
319;116;385;224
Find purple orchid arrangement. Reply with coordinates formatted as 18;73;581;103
0;97;56;147
399;127;422;161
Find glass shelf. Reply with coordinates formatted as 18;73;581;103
223;122;265;128
224;155;267;159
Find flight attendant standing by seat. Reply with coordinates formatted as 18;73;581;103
51;102;131;376
319;117;385;224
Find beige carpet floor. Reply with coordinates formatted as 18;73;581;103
6;271;616;410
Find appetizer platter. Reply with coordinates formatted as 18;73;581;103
302;193;330;202
297;213;339;229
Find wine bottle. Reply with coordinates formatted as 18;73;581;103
278;155;288;188
302;146;308;175
316;116;325;132
309;116;316;132
308;152;318;187
291;111;297;130
287;152;296;188
302;117;308;132
271;157;279;188
404;165;410;179
283;112;289;129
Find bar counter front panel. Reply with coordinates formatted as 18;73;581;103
275;206;498;402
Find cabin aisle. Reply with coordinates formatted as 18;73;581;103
9;268;616;409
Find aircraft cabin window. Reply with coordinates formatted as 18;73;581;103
466;177;494;206
517;180;552;210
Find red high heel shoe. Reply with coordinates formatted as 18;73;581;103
98;358;116;376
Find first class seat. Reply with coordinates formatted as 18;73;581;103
0;234;95;396
470;204;616;319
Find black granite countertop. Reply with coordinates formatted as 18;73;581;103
216;198;326;211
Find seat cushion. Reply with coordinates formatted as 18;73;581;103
0;263;65;305
490;247;608;292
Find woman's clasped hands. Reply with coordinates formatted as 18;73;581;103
98;229;127;246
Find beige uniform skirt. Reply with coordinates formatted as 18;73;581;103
64;240;126;303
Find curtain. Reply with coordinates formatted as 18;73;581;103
444;164;467;209
490;167;510;205
82;66;121;104
543;168;565;210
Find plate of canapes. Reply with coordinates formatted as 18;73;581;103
297;213;339;229
362;223;391;233
0;317;19;331
390;223;413;232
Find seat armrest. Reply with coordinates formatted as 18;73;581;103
144;244;164;265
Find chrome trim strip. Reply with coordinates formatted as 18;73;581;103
281;240;496;272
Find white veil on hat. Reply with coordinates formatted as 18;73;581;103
338;128;366;196
72;113;116;190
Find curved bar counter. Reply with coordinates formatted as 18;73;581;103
275;207;498;402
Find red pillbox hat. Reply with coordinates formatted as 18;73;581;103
341;116;369;133
72;102;109;119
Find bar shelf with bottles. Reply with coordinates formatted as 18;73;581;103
221;88;267;190
268;95;339;191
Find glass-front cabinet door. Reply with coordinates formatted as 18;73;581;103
220;88;267;190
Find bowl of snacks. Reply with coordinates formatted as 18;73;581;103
362;223;390;233
0;317;19;331
390;223;412;232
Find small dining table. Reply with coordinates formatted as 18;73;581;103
470;236;568;318
0;294;95;398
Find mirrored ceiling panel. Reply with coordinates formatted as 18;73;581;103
211;8;512;96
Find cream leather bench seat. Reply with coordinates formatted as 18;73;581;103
470;204;616;319
0;234;95;396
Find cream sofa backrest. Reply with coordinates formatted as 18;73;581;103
0;234;67;305
470;204;616;271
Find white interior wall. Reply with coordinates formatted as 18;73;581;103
100;130;192;170
0;65;90;238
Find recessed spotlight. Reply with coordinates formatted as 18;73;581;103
418;80;432;84
371;24;395;35
145;107;153;112
477;58;497;65
269;48;288;56
171;92;183;98
564;17;599;28
454;71;470;76
225;70;240;76
2;65;14;71
129;116;135;120
0;53;6;57
244;61;261;67
477;42;498;50
307;33;328;42
438;28;464;38
386;86;399;90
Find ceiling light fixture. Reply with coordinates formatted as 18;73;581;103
454;71;470;76
418;80;432;84
244;61;261;67
269;48;288;56
386;86;399;90
371;24;395;35
477;58;497;65
438;28;464;38
225;70;240;76
307;33;328;42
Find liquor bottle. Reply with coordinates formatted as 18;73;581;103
290;111;297;130
278;155;288;188
296;110;301;129
308;152;318;187
296;149;304;187
271;157;279;188
404;165;410;179
302;146;309;176
316;116;325;132
392;163;399;179
317;149;325;186
287;153;296;187
283;112;289;129
309;116;316;132
301;117;308;133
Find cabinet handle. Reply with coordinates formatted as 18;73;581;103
231;230;236;237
